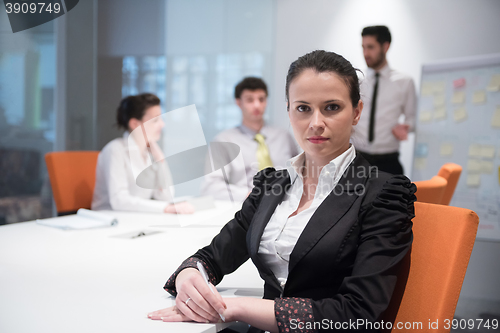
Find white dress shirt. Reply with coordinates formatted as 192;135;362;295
352;64;417;154
258;145;356;287
92;132;174;213
201;125;299;202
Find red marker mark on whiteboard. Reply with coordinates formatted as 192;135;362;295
453;78;466;89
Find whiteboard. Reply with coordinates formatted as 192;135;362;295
412;53;500;241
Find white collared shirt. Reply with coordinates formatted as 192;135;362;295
201;124;299;202
91;132;174;213
258;145;356;287
352;64;417;154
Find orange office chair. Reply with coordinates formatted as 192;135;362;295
437;163;463;205
384;202;479;332
45;151;99;215
414;175;447;204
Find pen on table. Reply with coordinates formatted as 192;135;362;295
197;261;225;322
132;232;146;239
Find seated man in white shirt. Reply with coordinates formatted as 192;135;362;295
201;77;299;202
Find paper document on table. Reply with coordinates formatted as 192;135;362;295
36;209;118;230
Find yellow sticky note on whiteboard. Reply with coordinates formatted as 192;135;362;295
434;106;447;120
480;145;495;159
433;81;445;93
440;143;453;156
419;111;433;123
421;82;433;96
480;161;494;174
492;106;500;128
466;174;481;187
433;94;446;107
468;144;482;157
472;91;487;104
414;157;427;170
452;91;466;104
487;74;500;92
454;107;467;122
467;159;482;172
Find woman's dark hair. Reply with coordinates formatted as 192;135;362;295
285;50;361;108
116;93;161;130
234;77;268;99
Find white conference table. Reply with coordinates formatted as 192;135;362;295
0;201;264;333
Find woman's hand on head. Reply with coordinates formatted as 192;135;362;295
164;201;195;214
148;140;166;161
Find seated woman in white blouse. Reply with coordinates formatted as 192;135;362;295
92;93;193;214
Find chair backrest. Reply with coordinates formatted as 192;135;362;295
383;202;479;332
414;175;448;204
45;151;99;214
437;163;463;205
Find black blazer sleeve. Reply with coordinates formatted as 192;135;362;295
164;168;277;295
275;174;416;332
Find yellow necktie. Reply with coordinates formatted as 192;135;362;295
254;133;273;170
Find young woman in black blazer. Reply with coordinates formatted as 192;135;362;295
148;50;416;332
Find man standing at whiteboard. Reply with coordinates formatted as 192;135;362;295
353;25;417;174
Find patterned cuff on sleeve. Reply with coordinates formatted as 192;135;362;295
275;297;315;333
163;257;216;296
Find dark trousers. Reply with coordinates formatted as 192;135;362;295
358;151;404;175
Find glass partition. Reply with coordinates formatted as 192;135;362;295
0;19;55;224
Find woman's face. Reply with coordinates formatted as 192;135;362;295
140;105;164;142
288;69;362;164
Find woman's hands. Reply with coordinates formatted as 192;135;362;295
148;268;227;323
147;276;278;332
147;305;190;322
164;201;195;214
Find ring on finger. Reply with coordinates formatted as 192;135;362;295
185;297;191;306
